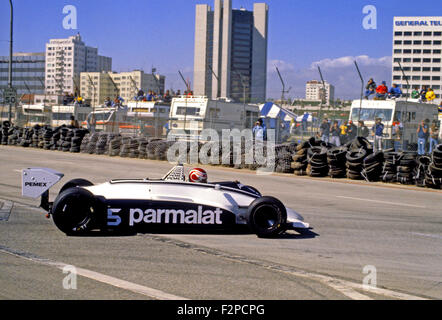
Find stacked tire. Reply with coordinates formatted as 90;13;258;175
327;147;347;178
291;139;315;176
42;127;54;150
274;143;295;173
108;135;122;157
426;144;442;189
414;156;431;187
381;151;400;183
361;151;384;182
307;146;329;177
1;121;10;145
95;133;109;155
396;152;417;185
346;148;368;180
70;129;88;153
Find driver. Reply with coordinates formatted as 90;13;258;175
189;168;208;183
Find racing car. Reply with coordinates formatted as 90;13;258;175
21;165;309;238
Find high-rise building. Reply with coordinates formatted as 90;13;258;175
305;80;335;104
80;70;165;106
392;17;442;104
193;0;268;103
45;33;112;95
0;52;45;98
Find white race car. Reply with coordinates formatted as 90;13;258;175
21;165;310;238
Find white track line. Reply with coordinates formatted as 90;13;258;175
336;196;426;208
0;246;187;300
411;232;442;240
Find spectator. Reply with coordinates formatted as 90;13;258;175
330;121;341;146
429;121;439;154
69;115;79;128
137;89;145;100
392;118;403;152
358;120;369;138
365;78;376;99
252;119;266;142
87;114;96;133
388;83;402;99
375;81;388;100
364;78;377;99
319;118;330;142
75;95;83;105
301;112;309;131
420;86;428;102
146;90;154;101
371;118;384;152
425;88;436;102
176;89;181;97
163;90;172;103
339;121;348;144
411;87;420;99
347;120;357;141
416;120;429;155
104;97;112;107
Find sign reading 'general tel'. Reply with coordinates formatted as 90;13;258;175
396;20;442;26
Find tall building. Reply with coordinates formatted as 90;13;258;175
80;70;165;106
305;80;335;104
0;52;45;98
45;33;112;95
193;0;268;103
392;17;442;104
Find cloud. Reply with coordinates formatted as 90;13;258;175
267;55;392;100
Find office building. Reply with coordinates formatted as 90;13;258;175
193;0;268;103
392;17;442;104
305;80;335;104
80;70;165;106
45;33;112;95
0;52;45;99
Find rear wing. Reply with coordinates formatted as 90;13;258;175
22;168;64;199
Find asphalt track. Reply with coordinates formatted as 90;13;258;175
0;145;441;300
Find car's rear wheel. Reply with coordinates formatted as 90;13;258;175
246;196;287;238
59;178;93;193
51;187;98;235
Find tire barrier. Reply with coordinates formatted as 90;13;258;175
1;124;441;190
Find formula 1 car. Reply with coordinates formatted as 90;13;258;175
21;165;309;238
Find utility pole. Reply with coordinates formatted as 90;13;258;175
8;0;14;122
354;61;364;136
317;66;326;123
275;66;291;106
178;70;189;138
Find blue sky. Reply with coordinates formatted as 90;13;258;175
0;0;439;99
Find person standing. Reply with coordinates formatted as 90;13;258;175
252;119;265;142
425;88;436;103
358;120;369;138
375;81;388;100
347;120;357;141
420;86;428;102
416;120;429;155
429;121;439;154
69;115;79;128
392;118;403;152
319;118;330;142
371;118;384;152
330;121;341;146
339;121;348;144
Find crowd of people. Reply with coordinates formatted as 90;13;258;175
364;78;437;103
133;89;193;103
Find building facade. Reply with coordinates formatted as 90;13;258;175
0;52;45;99
45;33;112;96
80;70;165;106
305;80;335;104
392;17;442;104
193;0;268;103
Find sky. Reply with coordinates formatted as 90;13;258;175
0;0;439;100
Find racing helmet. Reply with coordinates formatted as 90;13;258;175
189;168;207;183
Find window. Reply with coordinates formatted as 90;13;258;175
435;32;442;36
423;58;431;63
434;49;442;54
413;58;421;63
395;31;402;36
393;75;401;80
422;76;430;80
423;40;432;45
424;31;432;36
350;108;393;122
414;31;422;36
393;58;401;62
423;49;431;54
394;40;402;45
433;76;441;81
412;76;421;80
433;58;441;63
422;67;431;72
403;49;411;54
176;107;200;116
434;41;442;45
412;67;421;72
403;40;412;45
404;31;412;36
403;58;411;62
413;40;421;45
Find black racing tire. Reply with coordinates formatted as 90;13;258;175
59;178;93;193
246;196;287;238
51;187;99;235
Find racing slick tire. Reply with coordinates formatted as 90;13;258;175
246;196;287;238
59;178;93;193
51;187;99;235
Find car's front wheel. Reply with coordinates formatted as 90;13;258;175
246;196;287;238
51;187;98;235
